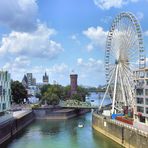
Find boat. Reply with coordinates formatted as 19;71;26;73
85;96;89;99
78;123;84;128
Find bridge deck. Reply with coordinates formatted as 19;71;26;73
59;100;98;109
60;105;98;109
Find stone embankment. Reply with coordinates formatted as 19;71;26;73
0;110;34;145
33;107;90;119
92;111;148;148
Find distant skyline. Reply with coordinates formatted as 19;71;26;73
0;0;148;87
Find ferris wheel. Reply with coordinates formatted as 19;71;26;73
99;12;145;114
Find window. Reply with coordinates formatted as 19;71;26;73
146;108;148;114
136;89;143;95
0;86;2;96
137;106;144;113
145;89;148;96
137;80;144;87
2;103;6;110
146;80;148;86
145;98;148;105
137;98;144;104
139;71;144;78
146;71;148;78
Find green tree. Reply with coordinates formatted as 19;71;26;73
41;84;63;106
62;85;71;100
70;93;82;101
11;81;27;104
40;84;51;95
77;86;89;101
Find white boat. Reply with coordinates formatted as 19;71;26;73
85;95;89;99
78;124;84;128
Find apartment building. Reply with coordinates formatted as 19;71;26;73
134;68;148;125
0;71;11;113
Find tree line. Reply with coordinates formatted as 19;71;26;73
11;81;89;105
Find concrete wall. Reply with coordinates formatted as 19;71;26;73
92;112;148;148
0;111;34;145
33;108;90;119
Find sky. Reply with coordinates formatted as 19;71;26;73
0;0;148;87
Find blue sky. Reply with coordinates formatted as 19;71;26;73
0;0;148;87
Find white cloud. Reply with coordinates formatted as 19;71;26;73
27;63;68;75
47;63;68;73
77;58;103;72
3;56;30;73
70;34;80;44
0;0;38;32
71;35;77;40
83;26;107;51
77;58;105;86
3;59;69;84
30;63;69;84
136;12;144;20
100;16;112;24
86;44;94;52
144;31;148;36
93;0;139;10
0;23;63;58
93;0;126;9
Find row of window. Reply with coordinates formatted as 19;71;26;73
137;106;148;114
0;103;6;111
136;79;148;86
136;89;148;96
135;71;148;78
137;97;148;105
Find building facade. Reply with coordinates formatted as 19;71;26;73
134;68;148;125
43;72;49;84
22;74;28;88
0;71;11;113
22;73;37;96
22;73;36;87
27;73;33;86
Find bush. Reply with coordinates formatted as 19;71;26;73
31;104;40;109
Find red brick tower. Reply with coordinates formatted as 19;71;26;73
70;74;78;95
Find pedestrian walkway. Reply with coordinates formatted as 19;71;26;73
0;113;13;125
13;110;32;119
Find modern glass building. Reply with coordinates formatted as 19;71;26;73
0;71;11;113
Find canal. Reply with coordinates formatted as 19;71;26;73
5;93;122;148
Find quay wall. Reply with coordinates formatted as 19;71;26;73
0;111;34;145
92;112;148;148
33;108;90;119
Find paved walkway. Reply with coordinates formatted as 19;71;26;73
13;110;32;119
0;113;13;125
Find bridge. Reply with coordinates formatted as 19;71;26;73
59;100;98;109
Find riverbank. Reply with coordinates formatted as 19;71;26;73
0;110;34;146
92;111;148;148
33;107;90;119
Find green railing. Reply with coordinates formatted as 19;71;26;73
59;100;98;109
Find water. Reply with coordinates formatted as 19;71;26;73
86;92;111;106
5;93;122;148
